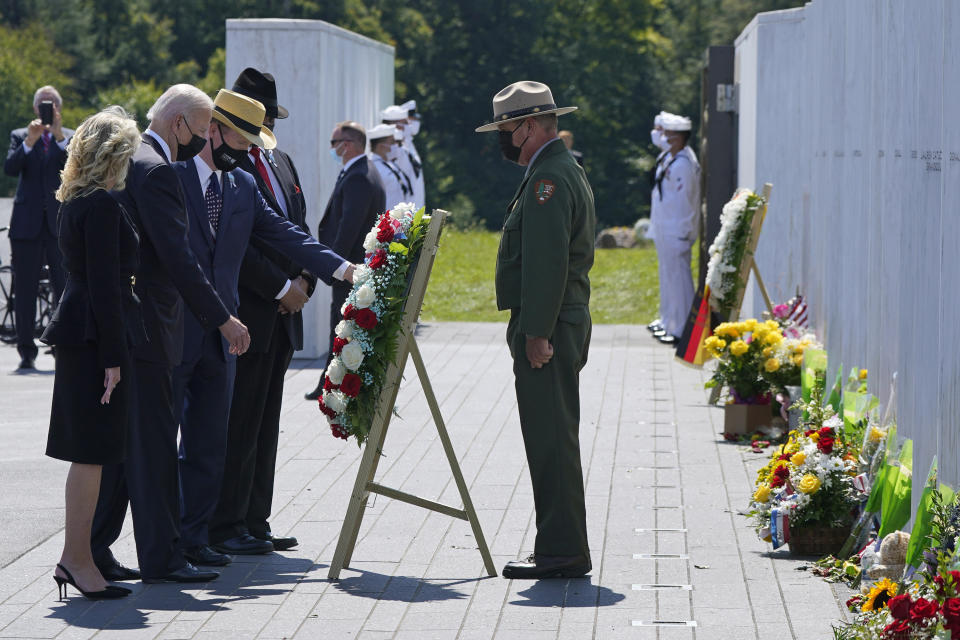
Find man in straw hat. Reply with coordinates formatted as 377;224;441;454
216;68;316;554
476;81;595;579
169;88;357;564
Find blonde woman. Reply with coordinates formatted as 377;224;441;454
41;107;144;601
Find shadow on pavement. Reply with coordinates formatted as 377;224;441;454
332;568;491;603
510;577;625;607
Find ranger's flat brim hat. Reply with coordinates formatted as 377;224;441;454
475;81;577;133
211;89;277;150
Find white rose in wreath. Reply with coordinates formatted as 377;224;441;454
335;320;353;340
355;284;375;309
353;264;372;284
323;389;347;413
326;358;346;385
340;341;365;370
363;229;379;252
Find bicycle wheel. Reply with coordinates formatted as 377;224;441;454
0;265;15;343
35;278;54;338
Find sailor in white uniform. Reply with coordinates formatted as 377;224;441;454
367;123;413;209
649;113;700;345
382;103;425;210
647;110;675;335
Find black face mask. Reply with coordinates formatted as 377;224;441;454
176;115;207;161
211;124;247;172
498;121;530;164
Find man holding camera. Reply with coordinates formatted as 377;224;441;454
3;85;72;370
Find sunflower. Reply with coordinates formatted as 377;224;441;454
862;578;898;611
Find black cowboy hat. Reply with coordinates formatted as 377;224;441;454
231;67;289;119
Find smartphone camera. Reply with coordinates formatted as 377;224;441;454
39;100;54;126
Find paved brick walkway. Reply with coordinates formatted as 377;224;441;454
0;322;850;638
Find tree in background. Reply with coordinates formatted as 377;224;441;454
0;0;802;226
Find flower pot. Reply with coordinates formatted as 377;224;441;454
723;401;772;435
788;522;852;557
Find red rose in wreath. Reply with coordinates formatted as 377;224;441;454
816;436;835;454
369;249;387;269
942;597;960;623
376;224;394;242
770;476;785;488
332;337;347;354
318;397;337;418
909;597;938;621
818;426;835;437
343;304;357;320
774;464;790;480
330;423;349;440
323;377;339;392
354;308;378;330
887;594;912;620
340;373;362;398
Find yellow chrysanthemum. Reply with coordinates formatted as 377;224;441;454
785;443;799;454
764;358;781;372
763;331;783;345
762;346;774;358
862;578;898;612
742;319;758;332
869;427;887;443
797;474;821;494
704;336;720;350
765;320;780;330
715;323;739;339
753;486;772;503
810;432;820;442
729;340;749;356
792;354;803;366
859;369;869;380
790;452;806;466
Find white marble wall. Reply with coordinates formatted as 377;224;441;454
735;0;960;509
225;19;394;358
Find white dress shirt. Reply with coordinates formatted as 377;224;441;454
145;129;172;163
248;148;289;217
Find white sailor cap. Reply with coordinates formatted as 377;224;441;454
381;105;408;122
367;123;399;141
661;113;692;131
653;110;674;127
400;99;417;113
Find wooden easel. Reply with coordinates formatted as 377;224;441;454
708;182;775;404
327;210;496;580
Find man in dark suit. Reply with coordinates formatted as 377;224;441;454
3;85;71;370
174;87;354;566
305;121;385;399
209;69;315;554
90;84;252;585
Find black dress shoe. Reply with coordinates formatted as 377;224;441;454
17;357;35;370
184;545;232;567
96;558;141;581
141;562;219;584
304;382;323;400
658;334;678;345
502;554;592;580
256;532;298;551
211;534;274;555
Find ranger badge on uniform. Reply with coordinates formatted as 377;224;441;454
534;179;556;204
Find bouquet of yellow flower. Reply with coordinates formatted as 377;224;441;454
704;318;782;404
759;335;818;393
749;381;861;547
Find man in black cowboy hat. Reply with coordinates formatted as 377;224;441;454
208;68;316;555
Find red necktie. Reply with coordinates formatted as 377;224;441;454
250;147;276;198
42;132;50;153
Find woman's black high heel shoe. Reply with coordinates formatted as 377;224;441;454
53;563;132;601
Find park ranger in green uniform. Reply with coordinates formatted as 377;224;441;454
476;81;596;579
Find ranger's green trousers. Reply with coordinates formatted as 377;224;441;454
507;306;592;558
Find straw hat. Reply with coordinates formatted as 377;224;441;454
211;89;277;150
475;81;577;133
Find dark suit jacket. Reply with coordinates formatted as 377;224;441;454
40;190;144;368
114;133;230;367
236;148;316;353
317;156;386;265
3;126;74;239
174;156;344;359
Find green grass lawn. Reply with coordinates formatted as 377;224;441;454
421;229;698;324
